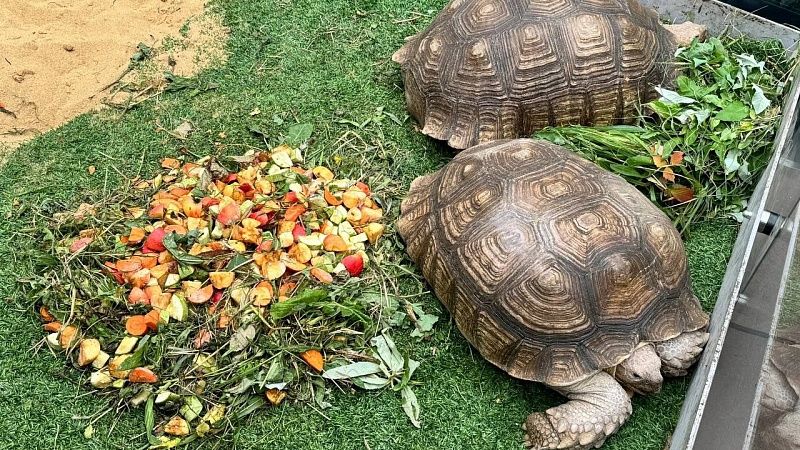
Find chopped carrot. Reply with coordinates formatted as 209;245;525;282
39;306;55;322
300;349;324;372
125;315;148;336
128;367;158;383
284;204;306;222
43;322;62;332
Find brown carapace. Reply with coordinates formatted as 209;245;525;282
397;139;707;387
393;0;677;149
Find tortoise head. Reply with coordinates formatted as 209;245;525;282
616;344;663;395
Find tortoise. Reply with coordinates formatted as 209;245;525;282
392;0;706;149
756;326;800;449
397;139;709;449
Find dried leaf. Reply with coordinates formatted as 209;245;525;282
172;121;193;139
229;324;256;352
401;386;421;428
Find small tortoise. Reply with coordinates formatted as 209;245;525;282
393;0;704;149
397;139;709;449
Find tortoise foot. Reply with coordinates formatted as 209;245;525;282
523;412;608;450
523;412;559;449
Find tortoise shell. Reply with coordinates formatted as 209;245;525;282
397;139;708;386
392;0;676;149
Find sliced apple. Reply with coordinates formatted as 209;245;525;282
249;284;274;306
188;284;214;304
263;261;286;280
217;202;241;226
342;254;364;277
289;243;312;263
312;166;335;181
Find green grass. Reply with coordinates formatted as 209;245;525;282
0;1;740;448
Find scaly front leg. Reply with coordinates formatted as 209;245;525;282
656;330;709;377
523;371;632;450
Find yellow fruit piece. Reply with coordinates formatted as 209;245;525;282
249;285;274;306
182;280;202;297
164;416;191;436
255;179;274;194
209;271;235;289
59;325;79;349
323;234;349;252
229;283;248;305
78;339;101;366
186;217;208;231
283;256;307;272
92;351;111;369
312;166;335;182
109;354;132;379
342;190;367;209
116;336;139;355
227;240;247;253
277;220;295;235
288;243;312;263
278;231;294;248
241;218;261;229
90;370;113;389
346;208;362;224
359;207;383;224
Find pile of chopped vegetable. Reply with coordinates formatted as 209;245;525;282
29;144;427;447
536;36;796;233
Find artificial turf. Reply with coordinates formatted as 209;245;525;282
0;1;740;448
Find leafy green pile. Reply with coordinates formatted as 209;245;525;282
536;36;795;233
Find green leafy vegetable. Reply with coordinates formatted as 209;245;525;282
286;123;314;144
535;36;793;233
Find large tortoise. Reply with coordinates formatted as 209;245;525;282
393;0;704;149
397;139;709;449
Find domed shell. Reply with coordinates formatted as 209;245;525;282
393;0;676;149
397;139;708;386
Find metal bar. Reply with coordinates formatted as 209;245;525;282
641;0;800;51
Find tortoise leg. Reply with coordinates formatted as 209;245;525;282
523;372;632;450
655;330;709;377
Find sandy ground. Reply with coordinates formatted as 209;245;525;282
0;0;224;148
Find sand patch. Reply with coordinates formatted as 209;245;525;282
0;0;227;146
